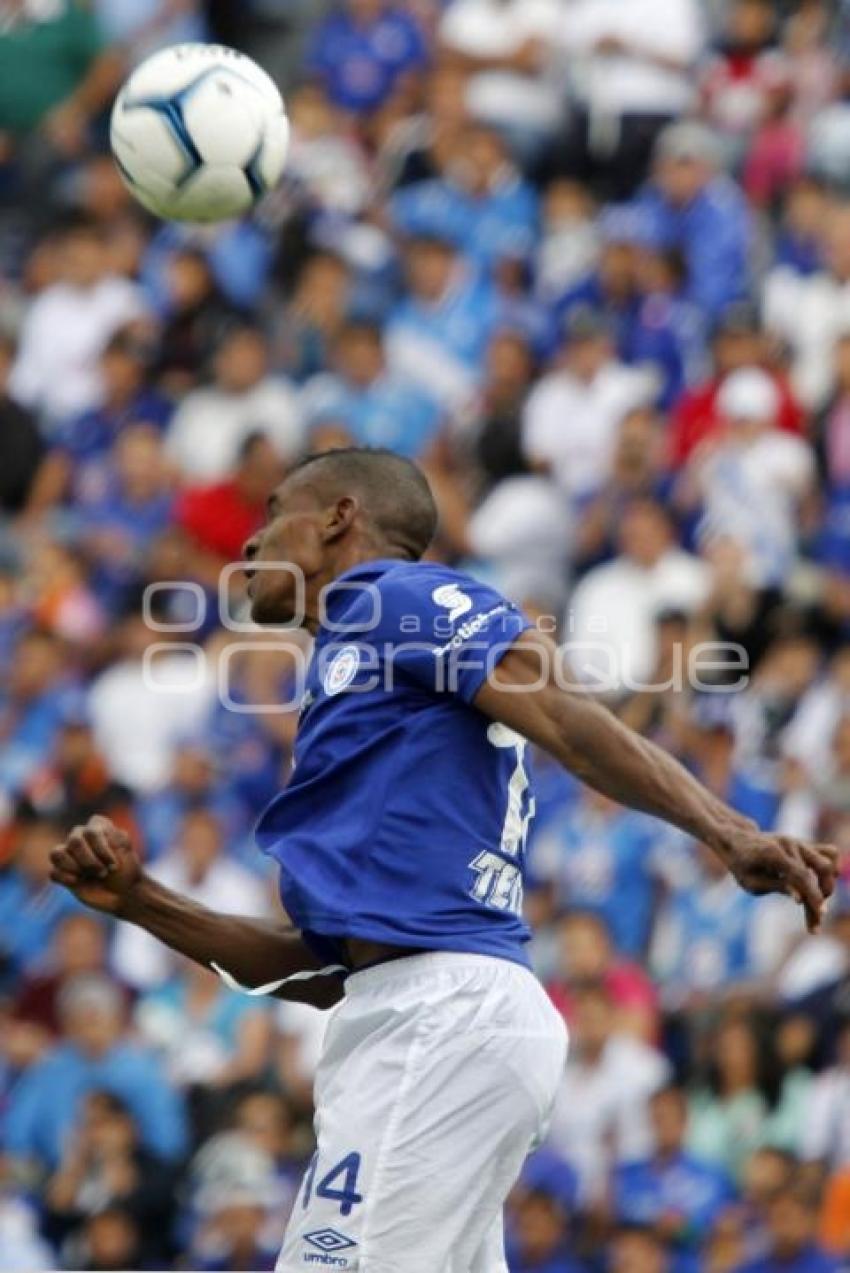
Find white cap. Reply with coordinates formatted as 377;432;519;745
655;121;722;168
717;367;781;424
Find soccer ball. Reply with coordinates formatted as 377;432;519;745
110;43;289;223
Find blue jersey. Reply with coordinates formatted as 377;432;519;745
255;560;534;967
614;1152;734;1245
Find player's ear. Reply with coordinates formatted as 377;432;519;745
322;495;359;543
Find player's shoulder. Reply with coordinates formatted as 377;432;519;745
371;561;528;656
376;560;507;615
327;559;523;648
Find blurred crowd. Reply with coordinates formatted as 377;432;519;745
3;0;850;1270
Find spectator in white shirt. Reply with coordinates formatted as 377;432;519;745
553;0;705;198
545;982;671;1205
801;1019;850;1172
522;306;656;503
764;202;850;410
113;807;272;991
780;711;850;849
87;614;217;795
535;179;600;306
165;324;304;482
438;0;566;162
686;367;816;588
567;498;709;694
10;218;147;432
782;646;850;787
467;474;573;608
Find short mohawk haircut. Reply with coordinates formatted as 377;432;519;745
288;447;439;561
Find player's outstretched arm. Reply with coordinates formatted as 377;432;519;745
474;630;839;932
49;817;344;1008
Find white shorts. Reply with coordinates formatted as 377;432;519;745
276;951;568;1273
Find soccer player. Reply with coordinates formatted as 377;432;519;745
50;448;837;1273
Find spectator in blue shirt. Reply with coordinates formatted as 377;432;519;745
306;0;428;116
0;631;74;799
28;328;170;518
3;972;186;1170
142;220;274;313
135;740;249;864
627;248;706;411
505;1189;585;1273
390;126;539;275
532;790;665;959
556;205;704;409
74;424;174;610
733;1186;840;1273
611;1226;670;1273
492;250;556;361
206;647;299;820
650;845;758;1007
0;805;82;988
554;206;647;356
386;234;502;413
519;1148;580;1219
506;1151;583;1273
773;179;828;279
614;1084;734;1264
636;122;753;322
302;321;443;458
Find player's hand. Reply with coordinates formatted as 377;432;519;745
721;828;839;932
49;816;142;916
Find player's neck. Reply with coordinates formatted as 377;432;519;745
304;542;409;634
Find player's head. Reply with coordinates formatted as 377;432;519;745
763;1185;820;1260
58;973;126;1058
741;1146;795;1208
404;234;458;302
653;121;720;208
611;1225;668;1273
213;324;269;393
243;448;438;628
649;1083;689;1156
332;321;385;388
60;215;107;289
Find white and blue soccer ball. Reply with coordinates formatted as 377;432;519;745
110;43;289;223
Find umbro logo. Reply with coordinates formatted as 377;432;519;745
304;1228;356;1252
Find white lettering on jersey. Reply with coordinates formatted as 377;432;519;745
468;726;535;917
431;603;511;657
432;583;473;623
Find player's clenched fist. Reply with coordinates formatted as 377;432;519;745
50;816;142;916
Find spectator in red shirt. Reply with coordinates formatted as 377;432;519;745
13;912;128;1039
743;81;806;211
814;332;850;494
175;432;285;564
547;911;659;1045
670;302;805;468
701;0;788;165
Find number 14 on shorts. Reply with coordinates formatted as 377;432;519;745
303;1151;364;1217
